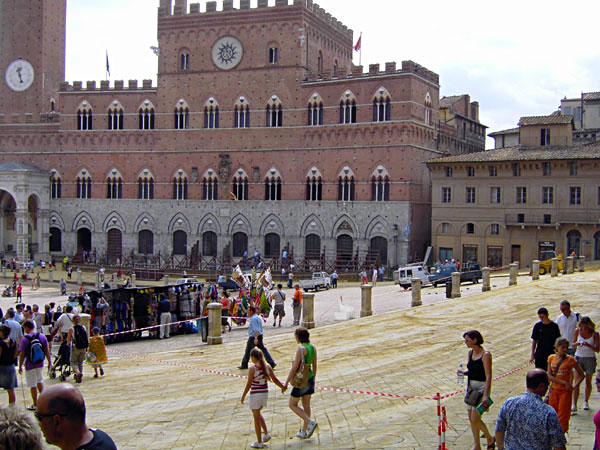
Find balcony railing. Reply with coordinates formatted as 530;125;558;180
505;211;600;226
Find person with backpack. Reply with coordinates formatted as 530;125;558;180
67;315;88;383
18;319;51;410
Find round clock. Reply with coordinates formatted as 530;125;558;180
212;36;243;70
5;59;35;92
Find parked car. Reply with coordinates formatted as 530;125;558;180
395;264;431;289
460;262;482;284
429;263;481;287
176;277;199;285
538;251;563;275
299;272;331;291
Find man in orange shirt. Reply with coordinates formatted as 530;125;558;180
292;284;302;326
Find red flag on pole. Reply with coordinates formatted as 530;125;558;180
353;34;362;52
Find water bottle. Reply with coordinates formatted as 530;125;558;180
457;363;464;386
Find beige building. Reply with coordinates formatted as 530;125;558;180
427;142;600;267
560;92;600;144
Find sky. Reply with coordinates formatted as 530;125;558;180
65;0;600;148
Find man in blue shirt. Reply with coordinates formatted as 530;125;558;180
238;305;276;369
495;369;566;450
3;309;23;344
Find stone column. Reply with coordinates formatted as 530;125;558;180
551;258;559;277
482;267;491;292
509;263;518;286
531;260;540;281
562;258;569;275
112;272;117;283
566;256;575;274
207;302;223;345
76;268;82;285
164;275;169;286
578;256;585;272
15;209;29;261
360;284;373;317
95;271;101;289
301;292;315;329
411;278;422;307
48;268;54;282
451;272;461;298
131;273;136;288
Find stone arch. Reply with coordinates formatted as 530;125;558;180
300;214;325;237
48;211;65;231
435;222;454;235
134;213;156;233
332;214;359;238
102;211;126;233
228;213;252;235
259;214;285;237
72;211;95;232
168;213;191;234
198;213;221;235
364;216;390;239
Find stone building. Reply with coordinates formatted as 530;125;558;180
0;0;483;271
428;116;600;267
560;92;600;145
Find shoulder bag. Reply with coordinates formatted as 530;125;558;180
290;346;310;389
544;354;566;403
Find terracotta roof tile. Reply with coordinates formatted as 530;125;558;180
518;115;573;126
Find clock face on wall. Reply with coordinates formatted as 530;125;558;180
5;59;35;92
212;36;243;70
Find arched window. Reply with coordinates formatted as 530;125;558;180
50;170;62;199
138;230;154;254
317;50;323;74
203;169;218;200
204;97;219;129
232;232;248;258
173;169;188;200
234;97;250;128
305;167;322;201
202;231;217;257
339;90;357;124
305;234;321;259
232;169;249;200
264;168;282;201
373;87;391;122
174;99;189;130
137;170;154;199
107;100;124;130
139;100;155;130
307;93;324;126
269;47;278;64
76;101;93;130
106;169;123;199
266;95;283;127
371;166;390;201
180;50;190;71
425;92;432;126
76;169;92;199
338;167;355;201
173;230;187;255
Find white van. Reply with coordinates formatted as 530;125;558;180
395;264;431;289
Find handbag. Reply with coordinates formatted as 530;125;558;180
544;354;566;403
290;347;310;389
464;381;484;407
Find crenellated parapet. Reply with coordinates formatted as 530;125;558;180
157;0;352;39
59;80;157;92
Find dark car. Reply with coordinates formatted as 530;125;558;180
460;262;482;284
429;262;481;287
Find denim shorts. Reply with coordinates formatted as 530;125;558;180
576;356;597;375
291;375;315;398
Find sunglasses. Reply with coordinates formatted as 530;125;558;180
34;411;66;421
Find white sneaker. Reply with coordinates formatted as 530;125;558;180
584;401;590;410
250;442;264;449
296;430;307;439
262;433;271;443
306;420;318;438
571;404;577;413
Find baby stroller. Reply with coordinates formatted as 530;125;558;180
48;339;71;381
2;285;12;297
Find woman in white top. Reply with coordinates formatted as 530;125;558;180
572;316;599;411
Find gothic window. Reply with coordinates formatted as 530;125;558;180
232;169;249;200
337;167;355;201
180;51;190;71
269;47;278;64
107;101;124;130
137;170;154;199
204;97;219;129
203;169;218;200
202;231;217;257
173;169;188;200
425;92;433;126
371;166;390;201
138;230;154;254
173;99;189;130
106;169;123;199
339;91;357;124
305;167;322;201
234;97;250;128
266;95;283;127
76;169;92;199
76;101;93;130
307;93;324;126
264;168;282;201
50;171;62;199
373;87;391;122
138;100;155;130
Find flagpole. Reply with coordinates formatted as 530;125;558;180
359;32;362;66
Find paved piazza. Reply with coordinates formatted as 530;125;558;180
1;269;599;449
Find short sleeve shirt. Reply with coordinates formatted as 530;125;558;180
75;429;117;450
547;354;577;391
19;332;48;370
531;321;561;357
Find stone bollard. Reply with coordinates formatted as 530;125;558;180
112;273;117;283
76;268;82;285
1;266;5;278
411;278;422;306
451;272;461;298
360;284;373;317
131;273;136;288
207;302;223;345
482;267;491;292
566;256;575;274
531;260;540;281
578;256;585;272
164;275;169;286
509;263;518;286
301;292;315;329
49;268;54;282
95;271;101;289
562;258;569;275
78;313;92;334
551;258;559;277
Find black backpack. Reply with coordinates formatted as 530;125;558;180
73;325;89;349
25;334;45;364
